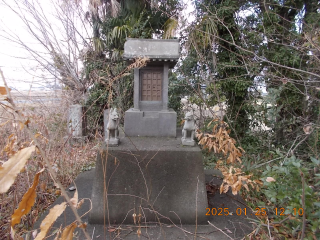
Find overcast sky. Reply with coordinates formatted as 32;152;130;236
0;0;195;91
0;0;89;91
0;0;59;90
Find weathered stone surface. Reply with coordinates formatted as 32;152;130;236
123;39;177;138
103;109;110;140
124;108;177;137
89;134;207;225
181;111;196;146
106;138;119;146
123;38;180;61
181;139;196;146
67;104;86;138
34;167;255;240
104;109;120;146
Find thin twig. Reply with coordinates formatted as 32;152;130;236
267;218;272;239
253;157;283;169
207;221;234;239
291;135;309;155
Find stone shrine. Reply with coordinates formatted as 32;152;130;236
123;38;179;137
89;38;208;226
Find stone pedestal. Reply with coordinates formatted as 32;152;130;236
89;133;208;225
181;138;196;146
124;108;177;137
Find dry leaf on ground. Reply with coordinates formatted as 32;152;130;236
266;177;276;182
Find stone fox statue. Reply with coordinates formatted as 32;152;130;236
106;108;119;141
182;111;195;141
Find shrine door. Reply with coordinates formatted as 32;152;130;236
140;69;162;101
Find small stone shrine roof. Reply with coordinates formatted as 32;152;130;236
123;38;179;67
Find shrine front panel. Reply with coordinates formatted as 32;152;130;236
141;70;162;101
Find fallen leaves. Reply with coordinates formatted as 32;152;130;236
2;134;17;156
197;120;244;164
0;145;36;193
218;166;263;195
34;202;67;240
197;120;255;195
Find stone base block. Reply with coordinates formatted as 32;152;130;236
124;108;176;137
89;138;208;225
65;136;87;146
105;138;119;146
181;138;196;146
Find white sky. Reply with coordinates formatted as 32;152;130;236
0;2;47;89
0;0;90;91
0;1;34;89
0;0;194;91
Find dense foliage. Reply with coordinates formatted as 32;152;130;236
185;0;320;238
84;0;181;133
84;0;320;237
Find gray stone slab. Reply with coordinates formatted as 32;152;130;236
68;104;86;138
123;38;180;61
89;139;207;225
33;168;255;240
124;108;177;137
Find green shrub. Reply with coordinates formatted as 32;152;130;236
260;156;320;239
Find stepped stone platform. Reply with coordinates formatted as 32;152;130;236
90;130;207;225
33;130;255;239
34;169;255;239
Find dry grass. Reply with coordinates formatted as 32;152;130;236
0;91;99;239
